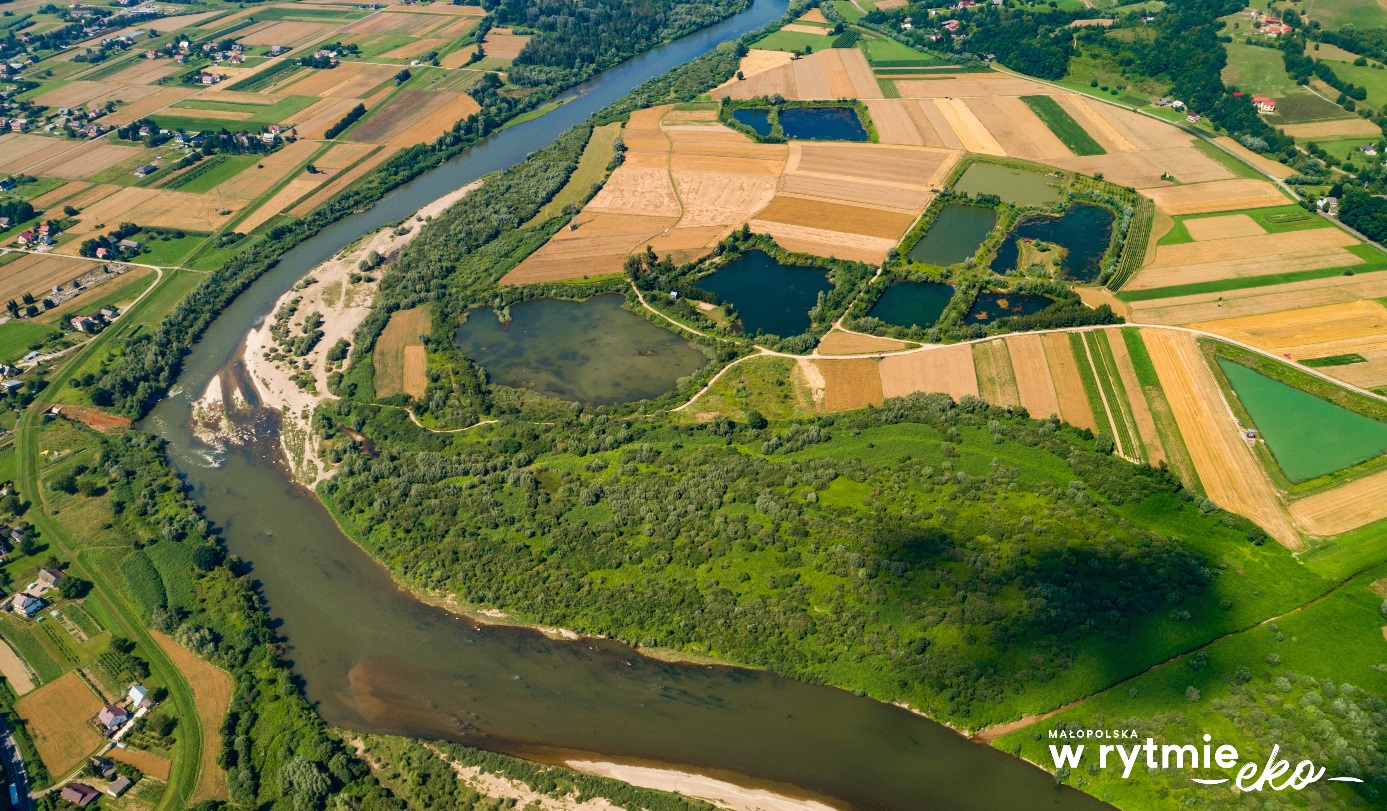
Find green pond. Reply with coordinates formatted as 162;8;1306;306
868;281;955;329
908;204;997;266
1218;359;1387;482
954;163;1061;206
454;294;707;406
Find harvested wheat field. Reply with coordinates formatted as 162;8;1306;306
817;330;912;355
0;255;94;304
799;7;829;22
894;74;1058;98
28;141;145;181
288;146;398;216
1290;468;1387;537
238;20;333;47
1057;147;1232;188
1183;213;1267;240
1006;333;1061;420
816;357;885;411
1105;330;1166;465
1142;179;1288;215
1142;328;1299;548
972;338;1021;406
13;671;104;775
1124;229;1362;291
1188;300;1387;363
1131;272;1387;326
755;196;916;240
503;213;676;283
1280;118;1383;138
281;62;401;99
0;639;33;695
1040;332;1097;431
0;134;78;174
933;98;1005;155
110;747;173;780
375;308;431;398
101;87;198;126
86;186;230;231
349;89;481;147
104;58;181;85
1210;137;1296;180
153;630;231;802
1053;95;1135;152
714;48;879;101
879;344;978;401
482;29;531;60
964;95;1071;161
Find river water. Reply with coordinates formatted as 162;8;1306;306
142;3;1113;808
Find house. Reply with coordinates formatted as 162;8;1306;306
1186;112;1201;123
95;247;108;258
36;568;65;590
942;19;961;31
99;307;118;321
96;704;129;730
1251;95;1276;114
15;229;34;245
106;776;132;797
88;756;115;779
119;238;140;251
128;684;148;706
1361;143;1379;157
0;217;9;229
60;783;100;807
133;165;156;178
0;381;20;392
71;315;97;332
0;365;19;378
11;592;43;618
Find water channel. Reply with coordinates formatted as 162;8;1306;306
140;3;1113;808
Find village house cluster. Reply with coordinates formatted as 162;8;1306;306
60;685;155;805
1245;7;1292;37
8;565;61;619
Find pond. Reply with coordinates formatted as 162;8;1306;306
908;204;997;266
867;281;955;329
964;291;1054;325
780;106;869;141
731;107;773;137
453;294;707;406
1217;359;1387;482
990;203;1114;282
697;249;832;337
954;163;1061;206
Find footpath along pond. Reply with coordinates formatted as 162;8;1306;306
141;2;1114;808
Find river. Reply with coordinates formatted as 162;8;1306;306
142;2;1113;808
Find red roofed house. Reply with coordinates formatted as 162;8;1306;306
1252;96;1276;114
96;704;129;730
60;783;100;807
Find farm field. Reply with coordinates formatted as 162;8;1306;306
153;630;232;803
375;308;431;399
12;670;105;776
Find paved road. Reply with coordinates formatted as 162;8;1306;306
0;717;32;811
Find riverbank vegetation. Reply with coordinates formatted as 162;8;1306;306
319;392;1330;730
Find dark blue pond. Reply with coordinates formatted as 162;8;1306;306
990;203;1114;282
697;249;832;337
780;106;868;141
964;291;1055;325
731;107;773;136
867;281;955;329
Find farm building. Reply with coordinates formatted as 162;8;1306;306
60;783;99;807
1251;96;1276;114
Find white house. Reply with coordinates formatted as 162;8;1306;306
128;684;148;706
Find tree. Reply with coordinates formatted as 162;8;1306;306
5;301;17;319
58;575;90;599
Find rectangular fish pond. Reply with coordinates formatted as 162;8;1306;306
453;294;708;406
953;162;1061;206
779;106;869;141
867;281;955;329
963;290;1054;325
696;249;833;338
990;203;1114;282
908;204;997;267
1217;358;1387;482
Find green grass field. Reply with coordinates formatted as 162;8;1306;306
1221;42;1299;95
832;0;866;21
1021;95;1106;156
857;37;946;67
168;94;316;126
0;321;56;365
1119;257;1387;301
752;29;835;53
1300;0;1387;30
1264;88;1356;124
1158;204;1328;246
168;155;258;194
137;234;208;267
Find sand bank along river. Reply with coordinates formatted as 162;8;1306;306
141;2;1114;808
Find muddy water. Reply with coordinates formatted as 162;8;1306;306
141;1;1114;807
